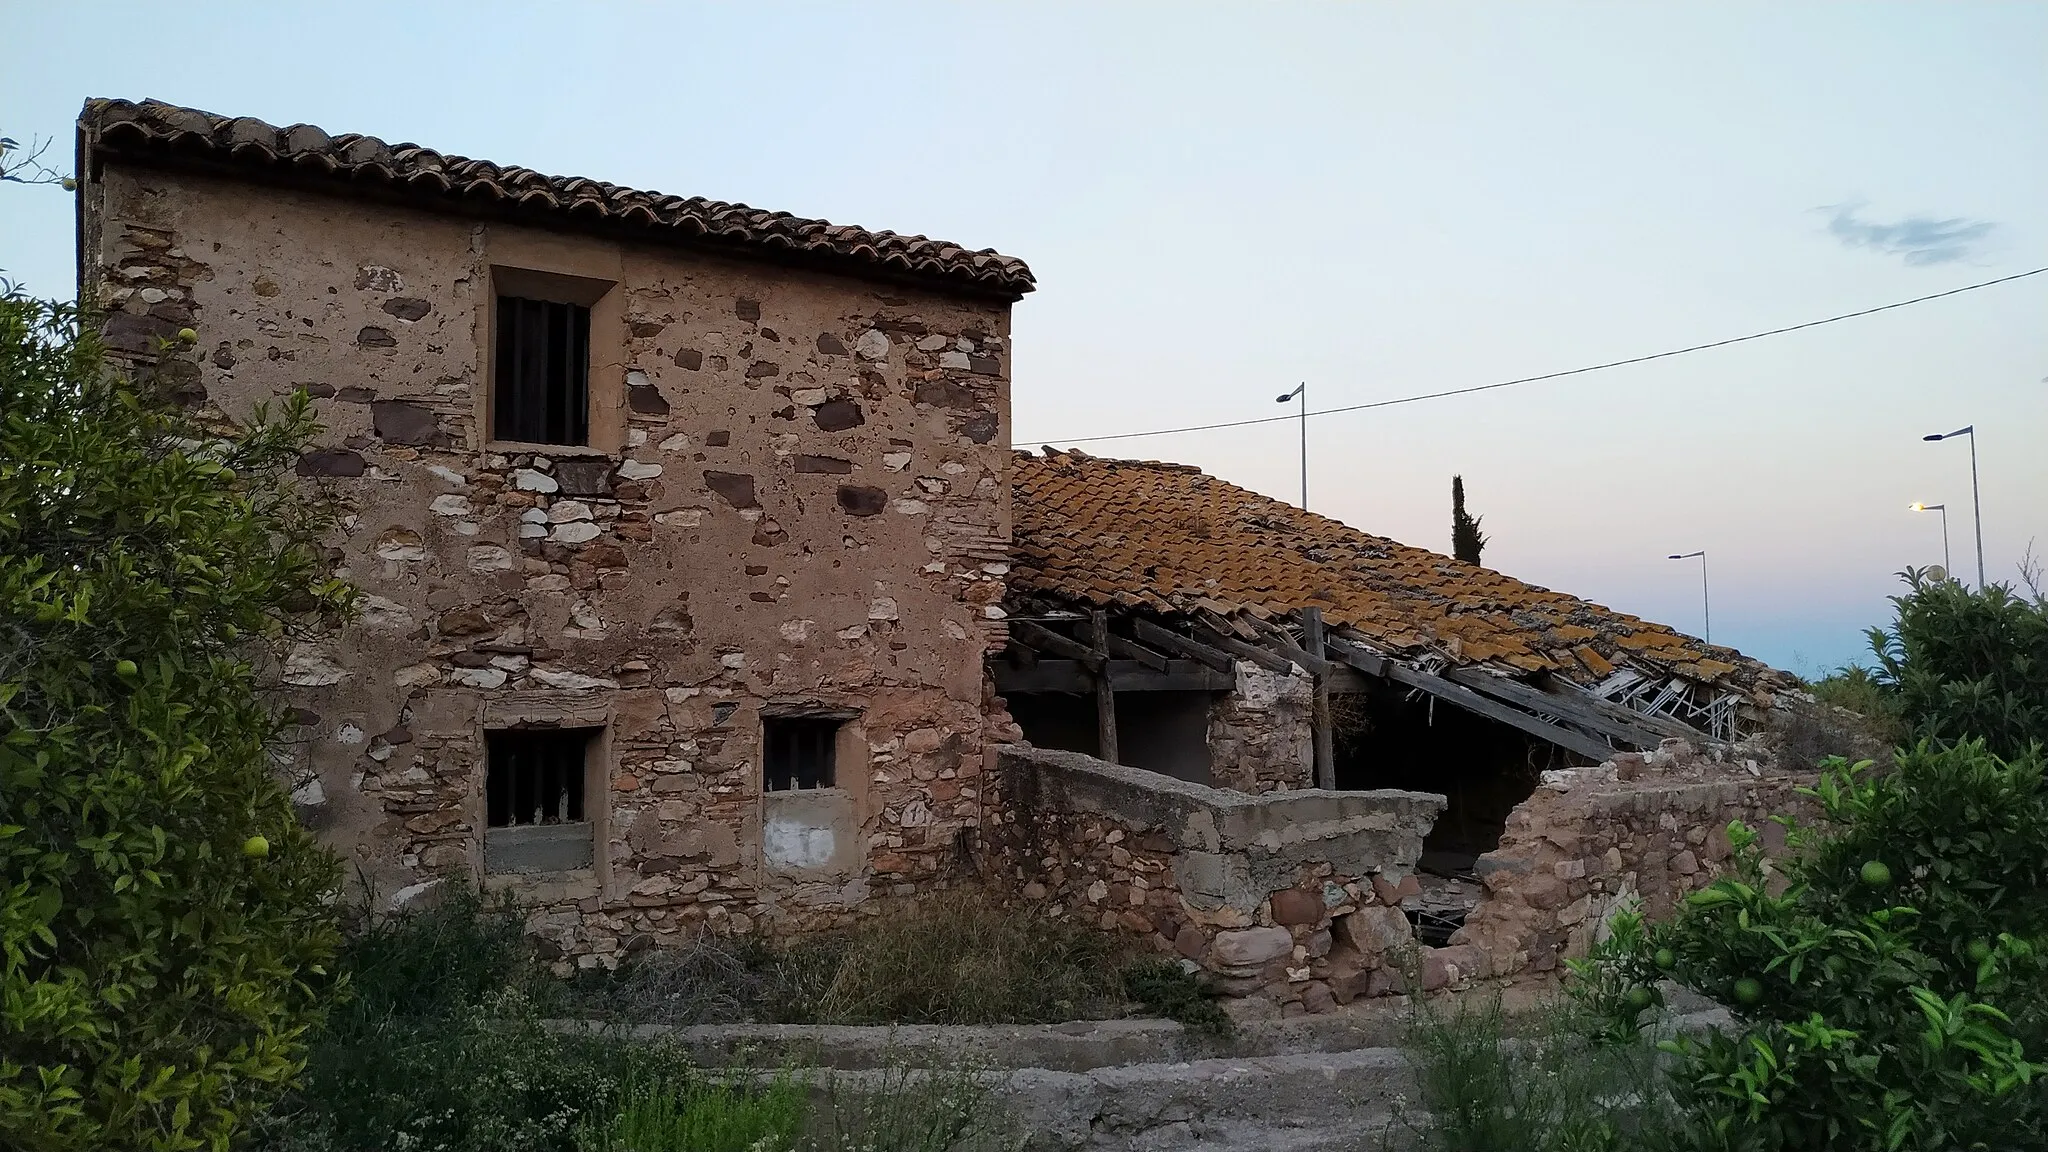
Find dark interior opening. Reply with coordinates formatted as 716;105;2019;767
1003;690;1216;785
764;715;840;791
486;727;595;828
494;295;591;445
1332;681;1582;865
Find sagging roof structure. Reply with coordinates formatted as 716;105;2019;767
1000;450;1794;779
75;99;1035;301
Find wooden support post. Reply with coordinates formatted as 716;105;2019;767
1302;607;1336;790
1090;609;1119;764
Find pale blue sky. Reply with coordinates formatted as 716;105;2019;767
5;2;2044;675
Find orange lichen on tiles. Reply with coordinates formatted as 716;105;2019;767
1010;450;1769;691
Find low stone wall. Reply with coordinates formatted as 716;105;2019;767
1451;741;1820;980
985;745;1446;1014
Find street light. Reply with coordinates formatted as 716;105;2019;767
1922;426;1985;588
1909;502;1951;576
1276;383;1306;509
1668;550;1710;644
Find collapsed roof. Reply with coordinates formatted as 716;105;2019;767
1008;449;1792;744
76;98;1036;301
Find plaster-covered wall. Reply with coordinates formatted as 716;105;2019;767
84;162;1019;963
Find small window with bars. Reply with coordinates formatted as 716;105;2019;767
494;296;590;446
486;727;593;828
764;716;841;792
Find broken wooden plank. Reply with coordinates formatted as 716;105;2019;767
1323;635;1388;678
1009;619;1104;666
1130;618;1236;674
1303;607;1336;791
1246;616;1334;676
1091;610;1119;765
1446;668;1693;749
1106;633;1170;672
988;660;1236;694
1191;625;1299;675
1380;661;1618;763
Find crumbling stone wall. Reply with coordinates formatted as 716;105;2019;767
1451;741;1821;981
1205;664;1313;793
986;746;1450;1015
82;163;1017;964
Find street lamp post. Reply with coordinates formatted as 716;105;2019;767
1275;384;1306;509
1668;550;1710;645
1909;502;1951;576
1922;426;1985;588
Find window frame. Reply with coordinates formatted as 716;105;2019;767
481;724;603;876
763;714;847;793
492;295;591;447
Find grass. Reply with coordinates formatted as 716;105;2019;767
1805;663;1907;745
572;893;1233;1036
257;886;1229;1149
573;1070;808;1152
1386;991;1672;1152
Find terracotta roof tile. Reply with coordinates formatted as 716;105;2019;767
1011;450;1777;692
78;98;1034;301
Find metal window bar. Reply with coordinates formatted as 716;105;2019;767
486;729;590;827
765;717;838;791
494;296;590;445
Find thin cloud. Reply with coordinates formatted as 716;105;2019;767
1821;201;1997;266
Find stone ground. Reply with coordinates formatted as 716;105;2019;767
556;983;1730;1150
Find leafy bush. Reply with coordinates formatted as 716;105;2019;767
1;298;348;1150
1868;569;2048;758
1803;664;1905;746
1573;741;2048;1151
1119;956;1233;1037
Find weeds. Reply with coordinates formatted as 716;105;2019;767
1119;956;1233;1037
574;1070;808;1152
1388;992;1670;1152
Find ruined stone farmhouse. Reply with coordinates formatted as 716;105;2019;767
76;98;1831;997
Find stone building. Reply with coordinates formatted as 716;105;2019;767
74;98;1833;985
76;98;1033;958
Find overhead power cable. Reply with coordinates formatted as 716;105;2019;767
1028;265;2048;446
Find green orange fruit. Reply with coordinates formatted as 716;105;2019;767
1733;977;1764;1006
1859;860;1893;888
241;835;270;859
114;659;139;679
1625;986;1656;1012
1653;948;1677;971
177;327;198;344
1967;940;1992;964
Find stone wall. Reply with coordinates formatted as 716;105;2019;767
1205;664;1314;793
986;746;1449;1014
1450;741;1821;981
83;161;1018;965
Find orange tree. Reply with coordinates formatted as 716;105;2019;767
0;296;350;1150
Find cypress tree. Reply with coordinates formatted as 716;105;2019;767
1452;474;1488;566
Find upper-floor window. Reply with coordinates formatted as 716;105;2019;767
494;296;589;445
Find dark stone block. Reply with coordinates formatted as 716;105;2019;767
837;485;887;517
735;298;761;322
705;430;731;447
628;384;670;415
793;455;852;474
968;354;1002;376
381;297;432;322
914;379;978;409
335;386;377;404
704;471;759;509
813;399;865;432
675;348;703;371
371;400;446;446
211;343;236;369
553;459;613;497
629;319;666;337
356;326;398;348
296;449;365;477
101;310;180;354
959;412;998;444
816;333;847;356
746;361;779;378
1271;888;1323;926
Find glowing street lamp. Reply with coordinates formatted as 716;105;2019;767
1922;426;1985;588
1909;502;1952;576
1668;550;1710;645
1276;383;1306;509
